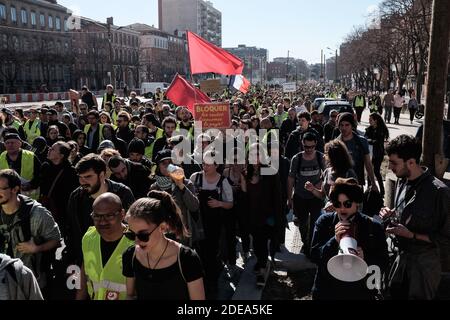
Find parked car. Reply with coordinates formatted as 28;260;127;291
319;100;354;122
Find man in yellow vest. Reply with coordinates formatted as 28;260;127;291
1;108;23;134
101;84;116;110
76;192;133;300
0;133;41;199
141;113;163;160
110;100;121;126
274;103;288;129
22;108;41;145
84;110;104;152
353;91;367;123
175;107;194;141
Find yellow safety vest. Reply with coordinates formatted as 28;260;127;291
176;122;194;140
0;150;38;199
274;112;288;128
82;227;133;300
355;96;365;108
111;110;119;126
103;93;116;109
84;124;105;146
145;128;164;160
23;120;41;145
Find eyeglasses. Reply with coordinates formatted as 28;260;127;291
123;225;159;242
90;211;121;222
332;200;354;209
304;145;316;150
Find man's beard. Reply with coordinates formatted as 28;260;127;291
396;165;410;179
83;179;101;195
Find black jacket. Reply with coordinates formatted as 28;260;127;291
310;212;389;300
280;118;297;147
323;121;336;144
110;160;151;199
40;160;79;229
117;126;135;145
152;135;169;162
365;126;386;160
284;126;324;159
65;179;135;265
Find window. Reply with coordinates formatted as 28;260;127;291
10;6;16;23
55;17;60;30
48;15;53;28
21;8;27;24
40;13;45;27
64;18;68;31
31;11;36;26
0;4;6;19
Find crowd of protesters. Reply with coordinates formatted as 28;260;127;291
0;82;448;301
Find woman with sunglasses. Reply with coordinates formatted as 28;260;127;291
122;190;205;300
310;178;389;300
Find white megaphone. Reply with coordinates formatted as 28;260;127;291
327;232;368;282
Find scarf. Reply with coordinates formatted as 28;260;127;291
154;175;173;191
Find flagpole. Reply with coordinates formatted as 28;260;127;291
186;30;199;105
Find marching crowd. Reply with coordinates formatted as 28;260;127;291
0;83;449;301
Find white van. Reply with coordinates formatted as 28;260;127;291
140;82;169;98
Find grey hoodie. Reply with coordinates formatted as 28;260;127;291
0;254;43;300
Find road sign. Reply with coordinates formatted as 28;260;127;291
283;82;297;93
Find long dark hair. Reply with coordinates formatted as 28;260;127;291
127;190;188;238
325;140;353;177
369;112;389;140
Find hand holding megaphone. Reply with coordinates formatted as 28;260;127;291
335;221;352;242
327;219;368;282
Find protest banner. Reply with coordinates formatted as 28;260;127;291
194;102;231;129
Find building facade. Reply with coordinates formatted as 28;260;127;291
59;16;140;92
225;45;268;84
159;0;221;47
0;0;72;93
128;23;187;84
267;57;310;83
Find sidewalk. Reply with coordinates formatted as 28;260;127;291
232;212;316;300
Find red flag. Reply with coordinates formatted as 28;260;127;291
165;74;211;112
187;31;244;75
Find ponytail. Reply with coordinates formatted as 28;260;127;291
127;191;189;238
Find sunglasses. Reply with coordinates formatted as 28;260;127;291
332;200;354;209
124;225;159;242
304;145;316;150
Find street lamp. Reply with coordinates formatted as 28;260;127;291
286;50;290;82
327;47;339;83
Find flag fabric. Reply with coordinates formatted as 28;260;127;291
165;74;211;112
230;75;251;94
187;31;244;75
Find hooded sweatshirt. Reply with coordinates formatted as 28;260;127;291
0;254;43;300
